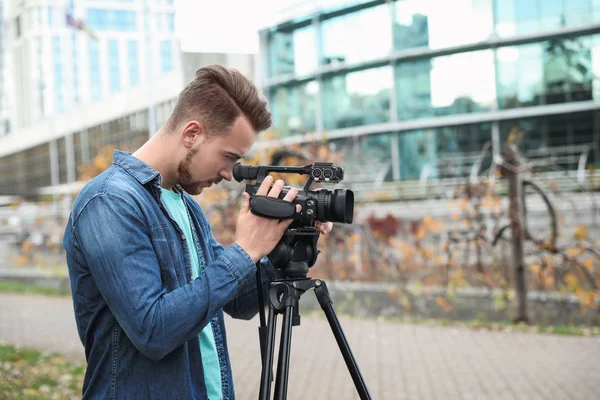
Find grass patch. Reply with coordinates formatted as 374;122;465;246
0;344;85;400
0;281;70;297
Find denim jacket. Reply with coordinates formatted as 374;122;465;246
63;150;279;399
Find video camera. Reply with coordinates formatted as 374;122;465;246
233;162;354;226
233;161;354;277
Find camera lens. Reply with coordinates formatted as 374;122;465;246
312;188;354;224
330;189;354;223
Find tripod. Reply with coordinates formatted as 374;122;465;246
255;228;372;400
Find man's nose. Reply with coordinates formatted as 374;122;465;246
220;170;232;182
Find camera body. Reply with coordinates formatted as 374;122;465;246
233;162;354;226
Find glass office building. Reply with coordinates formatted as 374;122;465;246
259;0;600;186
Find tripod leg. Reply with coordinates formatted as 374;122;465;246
259;306;278;400
274;305;294;400
314;281;372;400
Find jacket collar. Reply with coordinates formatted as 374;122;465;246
112;150;162;186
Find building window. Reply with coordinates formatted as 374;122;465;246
109;40;120;93
269;81;318;137
395;50;496;120
128;40;139;86
398;124;492;180
160;40;172;72
268;25;317;78
500;111;597;170
391;0;493;50
53;36;64;113
86;9;137;32
321;3;392;66
47;6;53;27
167;13;175;32
89;40;101;100
322;66;392;130
496;34;598;110
155;12;163;31
495;0;600;37
72;33;79;105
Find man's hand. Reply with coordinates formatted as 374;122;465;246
315;221;333;235
234;176;300;263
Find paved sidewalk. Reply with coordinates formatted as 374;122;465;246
1;293;599;400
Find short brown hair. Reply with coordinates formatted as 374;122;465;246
167;65;272;134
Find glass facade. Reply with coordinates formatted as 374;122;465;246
269;81;317;136
392;0;493;50
128;40;139;86
268;25;317;77
108;40;120;93
500;111;598;170
322;67;392;129
86;9;137;32
0;143;51;195
321;4;392;65
395;50;496;120
0;100;176;195
398;123;493;180
497;35;599;109
495;0;600;37
160;40;173;72
262;0;600;184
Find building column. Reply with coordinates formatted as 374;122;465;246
65;132;75;184
391;133;400;181
492;121;501;159
594;111;600;165
49;139;59;197
81;128;89;166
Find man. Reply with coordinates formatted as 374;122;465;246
63;65;332;399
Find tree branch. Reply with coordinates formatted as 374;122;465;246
522;179;558;251
492;225;510;247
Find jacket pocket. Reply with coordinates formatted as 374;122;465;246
149;223;184;288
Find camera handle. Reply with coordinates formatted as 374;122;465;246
250;196;297;219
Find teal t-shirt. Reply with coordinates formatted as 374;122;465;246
160;188;222;399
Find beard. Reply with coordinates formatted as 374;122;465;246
177;146;205;195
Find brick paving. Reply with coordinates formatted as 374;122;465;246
1;292;599;399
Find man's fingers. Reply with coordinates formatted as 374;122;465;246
256;176;273;196
268;179;284;198
282;187;298;202
278;204;301;228
240;192;250;214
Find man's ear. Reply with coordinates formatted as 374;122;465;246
182;121;204;148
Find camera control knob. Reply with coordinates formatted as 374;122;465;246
307;200;315;207
306;209;314;215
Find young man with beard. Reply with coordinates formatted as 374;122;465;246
63;65;332;399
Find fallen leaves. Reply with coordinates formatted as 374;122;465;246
0;344;85;400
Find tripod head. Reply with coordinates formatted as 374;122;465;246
267;222;321;279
